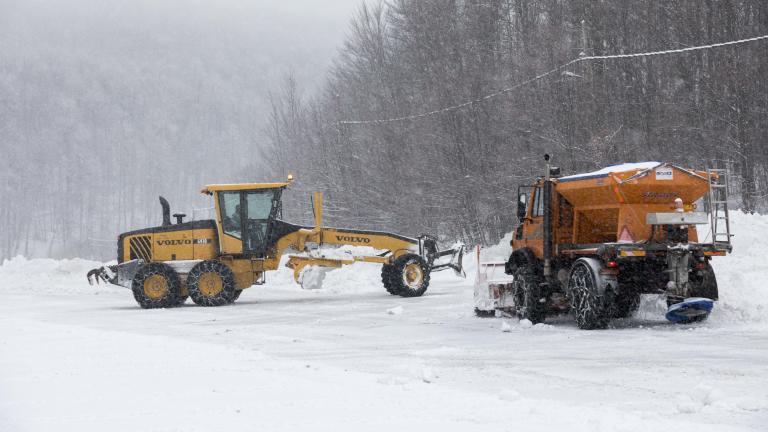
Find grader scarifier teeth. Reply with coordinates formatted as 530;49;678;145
87;266;116;285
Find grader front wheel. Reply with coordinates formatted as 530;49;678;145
187;260;237;306
387;254;430;298
131;262;182;309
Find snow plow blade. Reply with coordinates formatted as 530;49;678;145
665;297;714;323
427;240;465;278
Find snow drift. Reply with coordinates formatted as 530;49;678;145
0;210;766;324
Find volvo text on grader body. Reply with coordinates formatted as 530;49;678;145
474;156;732;329
88;177;464;308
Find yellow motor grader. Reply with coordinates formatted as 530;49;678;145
88;177;464;308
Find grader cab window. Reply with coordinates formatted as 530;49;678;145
220;192;242;239
246;191;275;220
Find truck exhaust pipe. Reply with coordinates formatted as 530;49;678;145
543;154;553;280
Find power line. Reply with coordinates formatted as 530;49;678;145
338;34;768;126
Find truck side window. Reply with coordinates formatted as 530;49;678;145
532;187;544;217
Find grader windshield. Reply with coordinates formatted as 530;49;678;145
202;182;290;257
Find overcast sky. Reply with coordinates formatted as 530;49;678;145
0;0;364;91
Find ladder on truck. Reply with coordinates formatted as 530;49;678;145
706;167;732;247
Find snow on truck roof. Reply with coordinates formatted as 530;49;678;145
558;162;661;182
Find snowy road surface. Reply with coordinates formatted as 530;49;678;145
1;212;767;431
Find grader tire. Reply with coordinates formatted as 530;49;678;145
174;294;189;306
229;289;242;303
381;264;401;295
568;260;610;330
187;260;237;307
131;262;182;309
512;266;547;324
388;254;430;298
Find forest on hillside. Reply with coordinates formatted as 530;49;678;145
262;0;768;247
2;0;767;260
0;0;352;260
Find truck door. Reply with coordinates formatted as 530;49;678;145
522;185;545;258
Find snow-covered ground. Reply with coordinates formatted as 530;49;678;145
1;212;767;431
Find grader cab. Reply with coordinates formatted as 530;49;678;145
89;177;464;308
475;156;732;329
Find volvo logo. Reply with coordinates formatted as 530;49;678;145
335;235;371;244
157;239;193;246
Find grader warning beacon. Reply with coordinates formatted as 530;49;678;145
474;156;732;329
89;176;464;308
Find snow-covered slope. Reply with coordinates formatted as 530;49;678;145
1;212;766;431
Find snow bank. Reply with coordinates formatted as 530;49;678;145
0;256;124;295
0;210;766;324
707;210;768;324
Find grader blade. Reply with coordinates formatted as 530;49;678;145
429;243;465;277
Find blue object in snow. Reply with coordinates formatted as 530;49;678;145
666;297;714;323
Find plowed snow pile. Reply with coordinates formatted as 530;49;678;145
1;211;766;431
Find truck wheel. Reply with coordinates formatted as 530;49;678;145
612;292;641;319
381;264;401;295
474;308;497;318
666;262;718;323
131;262;182;309
187;260;237;307
512;266;547;324
389;254;430;297
568;260;610;330
688;262;719;300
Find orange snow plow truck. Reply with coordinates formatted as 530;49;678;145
474;156;732;329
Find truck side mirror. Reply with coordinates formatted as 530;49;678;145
517;193;528;220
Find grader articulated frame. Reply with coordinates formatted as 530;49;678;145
89;177;464;308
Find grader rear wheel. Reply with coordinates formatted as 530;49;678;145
187;260;237;307
387;254;430;298
131;262;182;309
